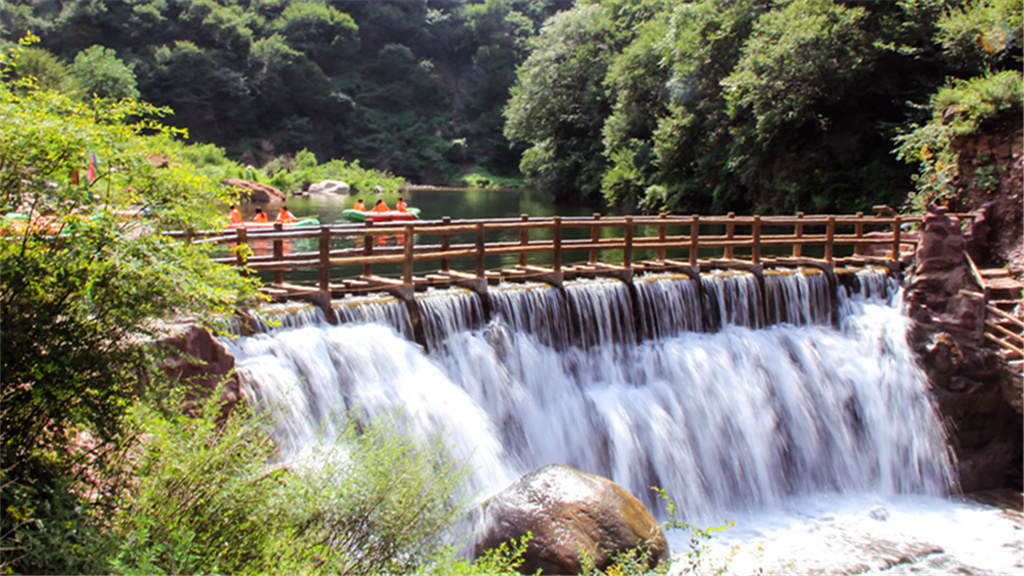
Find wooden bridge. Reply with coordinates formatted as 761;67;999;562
169;206;1022;360
171;207;921;300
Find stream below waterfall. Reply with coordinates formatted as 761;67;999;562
221;267;1022;575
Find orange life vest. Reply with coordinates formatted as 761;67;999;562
253;212;268;223
354;200;366;211
396;199;408;212
373;201;390;213
229;208;243;224
277;209;296;223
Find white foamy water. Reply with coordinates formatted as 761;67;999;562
671;492;1023;575
221;268;1020;574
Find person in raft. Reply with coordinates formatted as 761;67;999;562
277;205;296;224
395;197;408;212
229;205;243;225
353;198;366;211
373;199;390;213
253;207;268;223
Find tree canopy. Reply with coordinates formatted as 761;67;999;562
504;0;1022;212
2;0;1020;210
2;0;571;185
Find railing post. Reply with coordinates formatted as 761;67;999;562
319;225;331;292
553;216;562;273
362;220;374;277
793;212;804;257
475;222;486;278
854;212;864;256
752;215;762;265
235;227;249;276
441;216;451;272
892;215;902;260
725;212;735;259
657;213;667;261
519;214;529;267
589;213;601;264
825;216;835;263
273;222;284;285
689;215;700;266
403;224;414;286
623;216;633;270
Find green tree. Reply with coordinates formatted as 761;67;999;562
0;42;258;573
6;46;75;93
601;0;761;212
108;398;472;575
721;0;880;212
70;44;140;100
503;3;619;203
935;0;1022;75
273;1;359;74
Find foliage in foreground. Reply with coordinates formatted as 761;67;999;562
108;396;473;576
0;37;260;573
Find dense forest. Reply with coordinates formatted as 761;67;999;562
2;0;572;186
2;0;1020;213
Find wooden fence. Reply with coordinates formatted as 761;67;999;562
168;207;950;300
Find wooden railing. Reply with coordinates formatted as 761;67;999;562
167;207;961;300
985;304;1024;361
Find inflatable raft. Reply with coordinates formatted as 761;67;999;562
228;217;321;230
342;208;420;223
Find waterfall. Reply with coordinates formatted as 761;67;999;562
331;293;413;339
764;267;831;326
417;287;485;352
224;267;957;523
701;270;765;330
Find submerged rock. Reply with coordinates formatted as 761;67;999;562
474;464;669;575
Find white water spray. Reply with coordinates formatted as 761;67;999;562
226;269;956;520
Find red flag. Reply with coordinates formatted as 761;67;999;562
86;153;97;183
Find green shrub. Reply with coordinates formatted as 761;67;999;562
895;69;1022;211
107;396;472;575
932;70;1023;136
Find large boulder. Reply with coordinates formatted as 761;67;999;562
222;178;287;203
474;464;669;575
160;324;240;421
307;179;350;196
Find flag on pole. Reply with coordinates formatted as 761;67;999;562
86;153;97;184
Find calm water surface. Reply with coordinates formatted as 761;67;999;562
240;187;596;224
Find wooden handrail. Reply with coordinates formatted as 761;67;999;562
169;211;926;294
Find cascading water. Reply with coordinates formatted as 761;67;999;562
701;270;765;330
763;267;831;326
331;293;412;339
220;266;1019;573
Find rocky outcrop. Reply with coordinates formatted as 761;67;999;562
474;464;669;575
905;206;1022;491
222;178;287;203
160;324;240;421
949;114;1023;275
905;205;986;346
306;180;350;196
